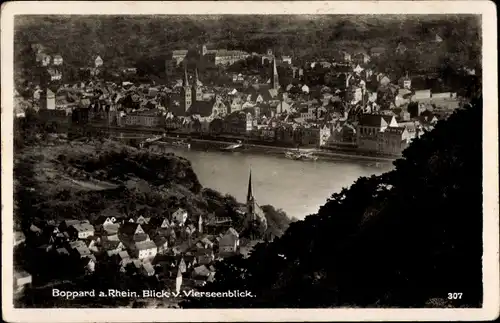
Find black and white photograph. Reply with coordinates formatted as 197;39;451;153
2;1;498;322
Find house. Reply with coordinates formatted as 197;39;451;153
196;237;214;249
191;265;211;279
342;51;352;62
133;240;158;260
14;270;32;292
95;55;104;68
74;245;93;258
103;241;125;256
86;238;100;253
117;250;132;268
172;208;188;226
142;262;156;276
124;109;166;128
59;219;80;231
399;75;412;90
412;89;432;100
135;215;150;225
353;64;364;75
353;52;370;65
356;114;399;152
370;47;386;57
172;49;188;65
154;237;169;254
101;223;120;237
95;216;118;227
69;222;95;239
119;223;149;243
56;247;70;256
378;74;391;86
84;257;96;273
29;224;43;236
279;55;292;65
378;126;416;155
195;248;215;265
219;228;240;254
14;231;26;247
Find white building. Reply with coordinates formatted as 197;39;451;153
134;240;158;260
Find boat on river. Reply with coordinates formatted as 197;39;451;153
172;140;191;149
221;140;243;151
284;149;318;161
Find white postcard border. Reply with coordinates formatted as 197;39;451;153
1;1;498;322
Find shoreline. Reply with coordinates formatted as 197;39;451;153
83;125;398;164
155;136;397;164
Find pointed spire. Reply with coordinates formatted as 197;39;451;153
183;63;189;87
271;58;279;90
194;68;199;86
247;169;253;202
175;267;183;293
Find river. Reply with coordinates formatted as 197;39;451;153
151;144;394;220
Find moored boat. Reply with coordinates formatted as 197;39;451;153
284;150;318;161
221;140;243;151
172;139;191;149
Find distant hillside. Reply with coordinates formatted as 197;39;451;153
14;15;481;82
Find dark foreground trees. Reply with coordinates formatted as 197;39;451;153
182;96;483;308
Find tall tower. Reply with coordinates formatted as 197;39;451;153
175;267;183;293
246;170;255;221
180;64;192;112
191;68;203;102
271;58;280;90
198;215;203;234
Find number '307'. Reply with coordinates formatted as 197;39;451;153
448;293;463;300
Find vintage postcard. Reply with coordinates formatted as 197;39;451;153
1;1;498;322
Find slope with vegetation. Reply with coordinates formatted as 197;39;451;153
181;96;483;308
14;15;481;86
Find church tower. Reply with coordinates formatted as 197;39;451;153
191;68;203;102
271;58;280;90
180;64;192;112
247;170;257;222
198;215;203;234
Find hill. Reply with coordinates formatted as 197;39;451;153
14;136;291;236
181;96;483;308
14;15;481;84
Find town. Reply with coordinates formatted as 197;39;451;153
15;37;475;158
13;30;478;306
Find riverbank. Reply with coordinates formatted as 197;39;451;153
156;136;397;164
82;125;397;164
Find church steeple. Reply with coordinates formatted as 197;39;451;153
271;58;279;90
183;63;189;87
191;68;203;101
181;63;192;112
194;68;199;85
247;170;253;202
